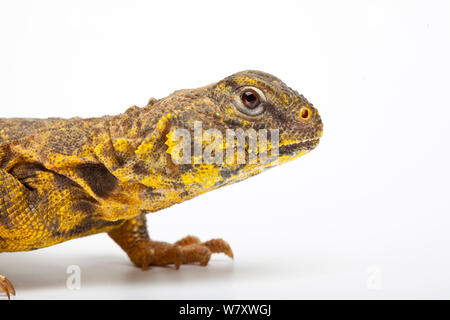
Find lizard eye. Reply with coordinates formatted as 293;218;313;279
235;86;266;116
241;89;260;109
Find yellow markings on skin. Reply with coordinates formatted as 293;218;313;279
317;129;323;138
157;113;172;131
135;136;155;160
102;201;142;222
47;155;104;201
93;133;120;168
0;168;95;251
113;139;134;154
216;83;226;91
136;113;172;161
140;173;166;189
47;147;95;170
181;164;221;190
279;139;300;147
113;167;135;182
128;127;138;137
165;129;183;163
94;143;105;157
235;77;259;86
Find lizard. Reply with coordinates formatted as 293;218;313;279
0;70;323;299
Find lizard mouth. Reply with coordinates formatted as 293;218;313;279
279;138;321;155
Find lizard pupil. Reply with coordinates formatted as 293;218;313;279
241;90;260;109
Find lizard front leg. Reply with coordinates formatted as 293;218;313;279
0;167;31;300
108;214;233;270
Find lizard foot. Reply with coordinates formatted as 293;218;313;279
0;275;15;300
131;236;233;270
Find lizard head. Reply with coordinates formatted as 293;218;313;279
127;70;322;210
208;70;323;160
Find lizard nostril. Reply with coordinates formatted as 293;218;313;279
300;107;311;121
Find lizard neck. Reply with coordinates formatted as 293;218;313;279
107;99;159;142
97;102;196;212
93;100;161;169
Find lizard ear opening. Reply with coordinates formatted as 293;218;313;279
300;107;312;121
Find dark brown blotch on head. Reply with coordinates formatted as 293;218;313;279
264;103;289;124
75;163;118;198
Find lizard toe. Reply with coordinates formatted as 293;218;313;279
203;238;234;259
175;237;233;266
145;245;183;270
179;244;212;266
174;235;202;247
124;237;232;270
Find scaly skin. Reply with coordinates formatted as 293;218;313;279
0;70;323;298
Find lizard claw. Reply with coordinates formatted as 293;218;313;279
203;238;234;259
0;275;15;300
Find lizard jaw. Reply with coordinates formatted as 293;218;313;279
279;138;321;156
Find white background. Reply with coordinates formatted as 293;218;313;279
0;0;449;299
